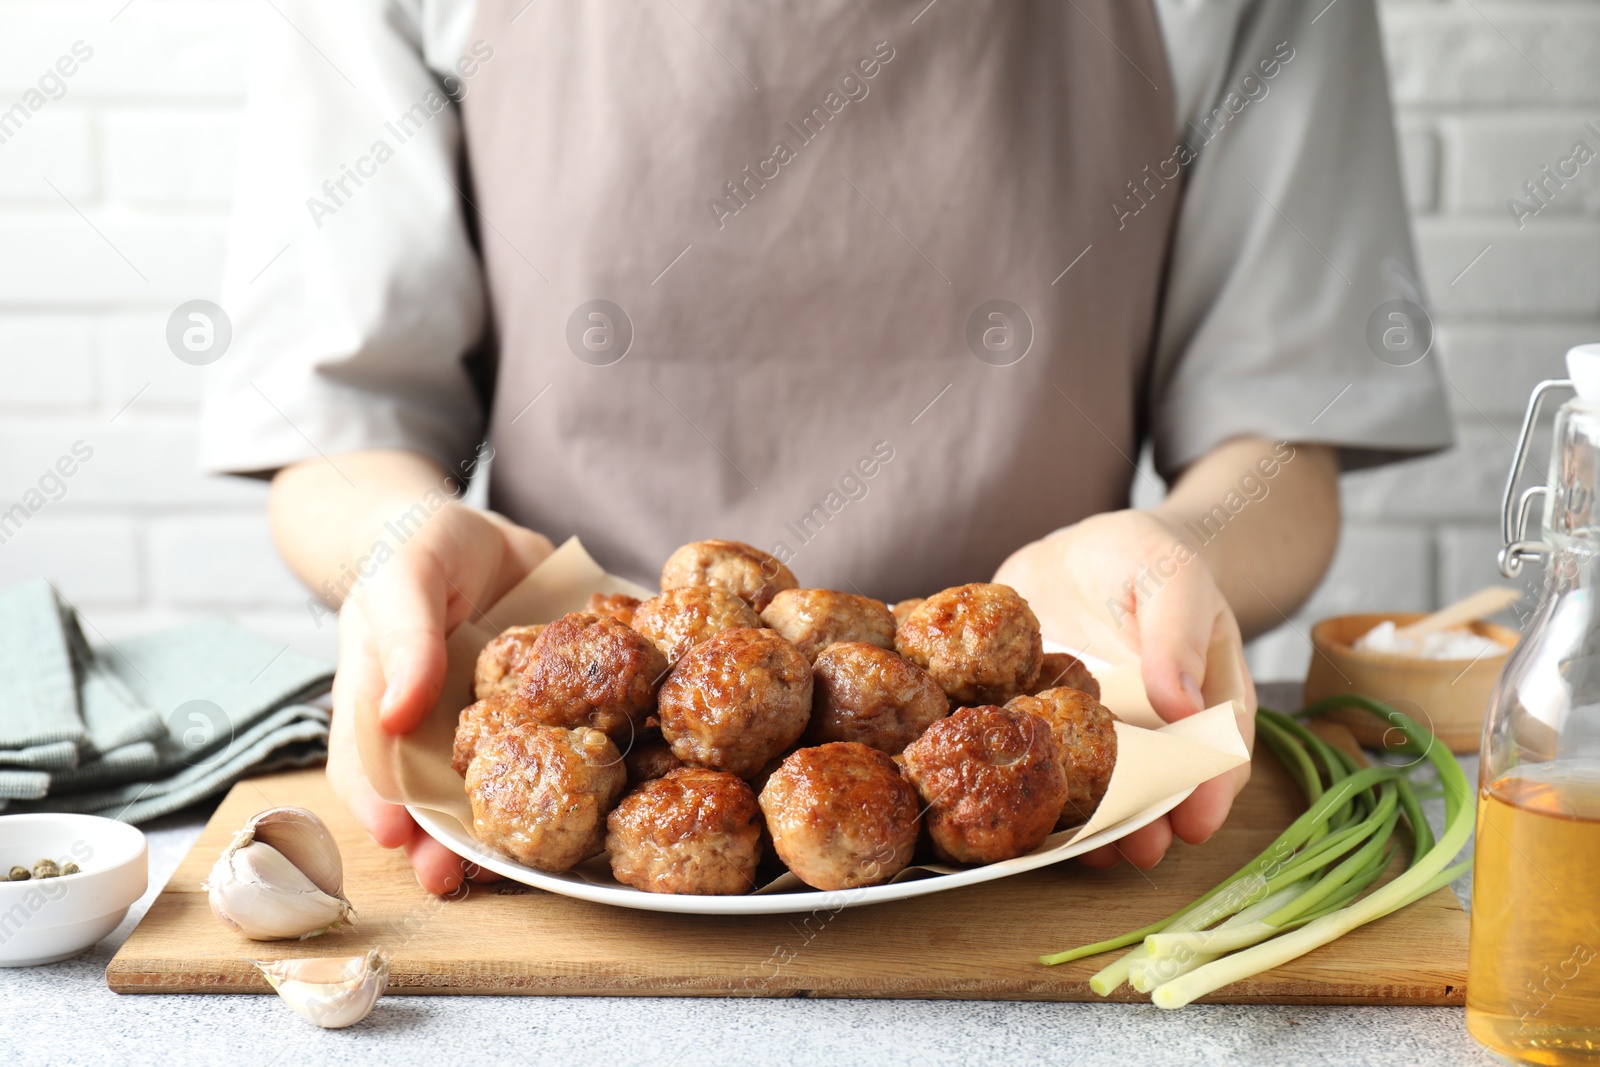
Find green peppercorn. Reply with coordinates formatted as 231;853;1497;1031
32;859;59;880
8;865;29;881
59;861;80;876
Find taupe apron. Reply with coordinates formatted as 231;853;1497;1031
463;0;1179;603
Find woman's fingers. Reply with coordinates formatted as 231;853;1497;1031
1133;569;1217;727
323;510;561;897
1135;581;1256;850
1167;769;1244;846
329;739;416;849
1078;772;1244;867
404;825;476;896
329;609;479;895
327;616;417;849
482;513;558;588
992;512;1262;872
1076;843;1120;869
362;510;549;736
1077;817;1174;870
358;554;451;735
1083;622;1254;862
1164;618;1255;846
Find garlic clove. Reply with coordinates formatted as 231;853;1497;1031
205;805;355;941
241;806;345;899
250;948;390;1029
207;840;354;941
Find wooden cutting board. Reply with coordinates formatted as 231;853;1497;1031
106;727;1469;1003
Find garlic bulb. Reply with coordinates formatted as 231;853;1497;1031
251;949;390;1029
206;806;354;941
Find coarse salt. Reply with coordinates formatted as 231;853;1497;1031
1354;620;1507;661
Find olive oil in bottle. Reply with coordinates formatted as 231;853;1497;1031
1479;347;1600;1064
1467;764;1600;1065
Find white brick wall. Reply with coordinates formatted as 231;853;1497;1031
1251;0;1600;680
0;0;1592;679
0;0;322;659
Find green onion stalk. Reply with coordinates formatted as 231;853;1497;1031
1038;696;1475;1008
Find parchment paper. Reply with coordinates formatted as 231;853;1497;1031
357;537;1251;889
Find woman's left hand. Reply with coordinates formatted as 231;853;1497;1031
994;509;1257;869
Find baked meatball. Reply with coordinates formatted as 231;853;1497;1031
630;586;761;664
606;768;763;894
1006;687;1118;826
585;592;642;626
465;723;626;873
473;624;547;700
1030;652;1101;701
518;612;669;739
657;628;812;778
895;584;1043;706
623;732;686;786
890;598;925;628
807;642;948;754
659;539;798;611
759;589;897;662
900;705;1067;865
759;742;921;890
452;690;541;776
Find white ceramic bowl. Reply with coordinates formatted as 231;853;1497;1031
0;813;147;966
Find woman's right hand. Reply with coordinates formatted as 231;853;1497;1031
324;500;554;894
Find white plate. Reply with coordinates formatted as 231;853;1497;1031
409;783;1192;916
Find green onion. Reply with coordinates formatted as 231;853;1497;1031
1038;696;1474;1009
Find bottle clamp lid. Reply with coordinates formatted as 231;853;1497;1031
1500;365;1588;577
1566;344;1600;404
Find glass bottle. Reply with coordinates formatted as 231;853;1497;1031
1469;344;1600;1064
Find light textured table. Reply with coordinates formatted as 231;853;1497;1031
1;685;1494;1067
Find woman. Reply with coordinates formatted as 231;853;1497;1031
203;0;1451;893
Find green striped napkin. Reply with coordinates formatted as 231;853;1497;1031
0;579;334;824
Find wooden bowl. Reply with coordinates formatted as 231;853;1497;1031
1301;612;1519;755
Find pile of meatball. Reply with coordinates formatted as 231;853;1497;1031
452;539;1117;896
